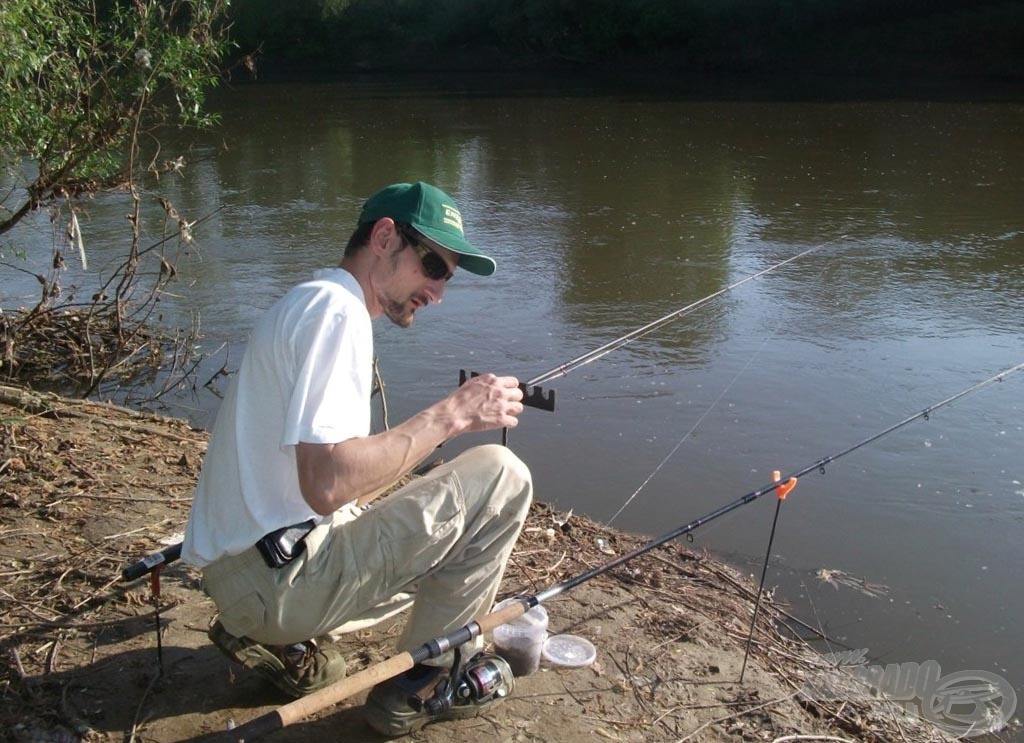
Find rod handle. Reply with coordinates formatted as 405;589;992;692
194;598;532;742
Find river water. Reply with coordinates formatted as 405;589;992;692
5;77;1023;729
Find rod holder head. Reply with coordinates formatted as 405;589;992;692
459;370;555;412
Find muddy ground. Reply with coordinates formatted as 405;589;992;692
0;386;961;743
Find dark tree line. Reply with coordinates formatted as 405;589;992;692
227;0;1023;79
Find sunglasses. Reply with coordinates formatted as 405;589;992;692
398;224;453;282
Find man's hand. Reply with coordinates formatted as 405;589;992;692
445;373;524;435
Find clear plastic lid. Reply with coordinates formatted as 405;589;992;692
542;634;596;667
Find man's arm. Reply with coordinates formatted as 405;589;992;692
295;373;524;515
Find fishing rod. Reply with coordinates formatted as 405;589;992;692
526;241;835;389
125;240;838;583
460;239;843;445
191;359;1024;743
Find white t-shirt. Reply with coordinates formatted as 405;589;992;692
182;268;373;567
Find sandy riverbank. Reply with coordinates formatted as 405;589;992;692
0;385;960;743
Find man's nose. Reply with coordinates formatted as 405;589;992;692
425;279;446;304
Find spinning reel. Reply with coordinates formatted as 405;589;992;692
411;648;514;715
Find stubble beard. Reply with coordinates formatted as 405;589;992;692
380;249;418;328
382;299;415;328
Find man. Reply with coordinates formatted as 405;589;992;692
182;181;533;736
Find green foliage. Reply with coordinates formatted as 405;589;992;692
0;1;230;397
0;0;230;232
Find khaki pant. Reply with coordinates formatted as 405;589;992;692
202;444;532;660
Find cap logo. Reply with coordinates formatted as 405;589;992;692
442;204;464;234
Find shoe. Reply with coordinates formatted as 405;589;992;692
364;653;514;737
208;618;346;698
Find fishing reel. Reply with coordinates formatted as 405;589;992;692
414;649;514;715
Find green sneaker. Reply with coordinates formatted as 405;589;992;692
364;653;514;737
208;618;346;698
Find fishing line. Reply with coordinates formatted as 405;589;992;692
605;336;771;526
528;359;1024;605
162;361;1024;743
605;239;844;527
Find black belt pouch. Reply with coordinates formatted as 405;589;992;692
255;519;317;569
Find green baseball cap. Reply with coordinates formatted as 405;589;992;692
358;181;496;276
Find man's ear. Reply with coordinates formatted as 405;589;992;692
368;217;397;257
